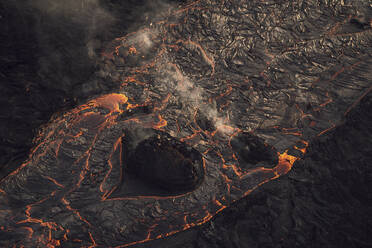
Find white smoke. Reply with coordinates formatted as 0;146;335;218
158;60;234;136
32;0;115;59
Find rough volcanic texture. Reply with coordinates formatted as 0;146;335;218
0;0;185;180
149;93;372;248
124;130;204;193
230;131;278;169
0;0;372;247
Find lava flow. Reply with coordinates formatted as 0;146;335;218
1;0;372;247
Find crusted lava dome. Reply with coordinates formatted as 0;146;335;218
231;131;278;169
123;129;204;193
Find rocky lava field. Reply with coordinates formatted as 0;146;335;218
0;0;371;247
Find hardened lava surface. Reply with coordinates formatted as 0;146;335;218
0;0;372;247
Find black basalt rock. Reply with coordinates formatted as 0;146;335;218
230;131;278;169
124;130;204;193
1;0;372;247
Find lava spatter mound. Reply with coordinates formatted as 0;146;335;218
125;131;204;193
230;131;278;169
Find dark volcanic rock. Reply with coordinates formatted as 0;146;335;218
1;0;372;247
231;131;278;168
195;110;215;132
136;93;372;248
125;130;204;193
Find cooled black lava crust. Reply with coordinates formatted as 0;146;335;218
0;0;371;247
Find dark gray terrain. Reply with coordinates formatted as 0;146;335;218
0;0;371;247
